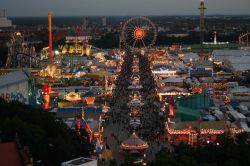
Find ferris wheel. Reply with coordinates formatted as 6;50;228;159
121;16;157;49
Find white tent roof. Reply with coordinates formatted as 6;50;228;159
0;71;29;88
160;77;184;83
212;50;250;71
212;50;250;57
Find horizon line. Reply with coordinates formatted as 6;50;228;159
8;14;250;18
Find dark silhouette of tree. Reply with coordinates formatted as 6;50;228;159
0;98;93;166
149;133;250;166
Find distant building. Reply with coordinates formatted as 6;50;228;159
179;52;199;63
0;71;30;104
0;9;12;28
190;61;213;78
82;17;88;29
102;17;107;27
61;157;97;166
166;33;189;37
190;67;213;78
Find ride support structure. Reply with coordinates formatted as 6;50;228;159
239;32;250;47
5;32;37;68
48;12;53;61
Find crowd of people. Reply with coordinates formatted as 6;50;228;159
104;50;166;162
137;55;165;141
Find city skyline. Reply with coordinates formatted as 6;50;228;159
1;0;250;17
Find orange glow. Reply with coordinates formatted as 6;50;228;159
169;105;175;117
43;94;50;110
64;92;81;102
133;28;145;40
42;84;52;110
15;32;22;36
94;132;100;138
75;119;81;130
85;97;95;105
48;12;53;60
42;84;51;94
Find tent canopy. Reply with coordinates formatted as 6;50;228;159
120;132;148;150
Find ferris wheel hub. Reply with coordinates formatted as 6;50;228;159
134;28;145;40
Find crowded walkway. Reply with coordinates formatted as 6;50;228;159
103;50;168;165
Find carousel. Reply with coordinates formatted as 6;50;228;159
132;62;139;70
128;74;143;90
120;132;148;153
129;109;143;117
130;91;142;100
131;74;140;81
132;58;140;70
128;84;143;90
127;98;144;107
133;55;139;63
131;77;140;85
132;67;140;73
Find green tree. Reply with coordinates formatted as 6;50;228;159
0;98;93;166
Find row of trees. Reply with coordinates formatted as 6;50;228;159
0;98;93;166
149;134;250;166
117;134;249;166
90;31;240;49
0;29;240;67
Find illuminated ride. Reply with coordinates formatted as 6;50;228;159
6;32;38;68
121;16;157;49
120;132;148;152
239;32;250;47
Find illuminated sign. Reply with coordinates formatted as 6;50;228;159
66;36;92;41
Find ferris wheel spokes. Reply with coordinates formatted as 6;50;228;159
121;16;157;49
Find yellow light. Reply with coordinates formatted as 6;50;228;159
55;50;60;55
16;32;21;36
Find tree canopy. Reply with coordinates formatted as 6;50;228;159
149;134;250;166
0;98;93;166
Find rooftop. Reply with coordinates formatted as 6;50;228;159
68;158;94;165
160;77;184;83
0;142;22;166
62;157;97;166
120;132;148;151
212;49;250;71
212;49;250;57
0;70;29;88
170;121;226;130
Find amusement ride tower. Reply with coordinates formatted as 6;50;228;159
198;0;206;58
48;12;53;61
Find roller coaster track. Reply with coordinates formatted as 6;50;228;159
5;52;38;68
239;32;250;47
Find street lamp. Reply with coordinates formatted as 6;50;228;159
55;50;60;55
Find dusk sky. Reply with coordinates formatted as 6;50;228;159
1;0;250;17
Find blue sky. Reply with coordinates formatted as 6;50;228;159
1;0;250;17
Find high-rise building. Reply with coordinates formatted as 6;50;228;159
0;9;12;28
198;0;206;48
102;17;107;27
82;17;88;29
